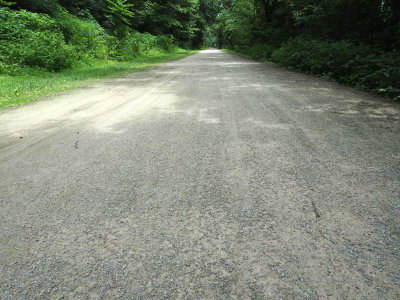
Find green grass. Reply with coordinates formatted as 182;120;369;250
0;48;198;109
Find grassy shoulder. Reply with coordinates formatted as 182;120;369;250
0;48;197;109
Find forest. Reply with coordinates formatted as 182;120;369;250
0;0;399;104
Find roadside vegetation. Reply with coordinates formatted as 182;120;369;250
214;0;400;100
0;0;399;107
0;50;196;108
0;0;202;108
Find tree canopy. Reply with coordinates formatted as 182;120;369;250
2;0;399;98
6;0;399;51
215;0;399;51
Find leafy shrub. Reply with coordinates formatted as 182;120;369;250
112;32;140;60
108;32;175;61
136;32;158;54
271;37;400;99
5;31;75;71
105;35;120;60
0;7;113;71
12;0;59;15
245;44;276;61
0;7;177;72
0;7;56;39
156;35;175;51
138;34;175;54
54;10;108;61
0;8;74;71
107;32;148;61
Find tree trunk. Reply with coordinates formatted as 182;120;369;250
262;0;272;23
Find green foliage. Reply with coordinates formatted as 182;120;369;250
0;7;109;71
0;8;74;71
11;0;205;48
214;0;399;99
0;48;197;108
0;0;16;6
216;0;256;48
13;0;59;14
3;0;398;99
104;0;134;25
54;9;108;61
109;32;175;61
12;31;75;71
235;43;276;61
156;35;175;51
104;0;134;37
0;7;176;73
139;0;201;47
271;37;400;99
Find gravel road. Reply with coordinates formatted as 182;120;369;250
1;49;399;299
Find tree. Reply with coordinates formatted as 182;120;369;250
104;0;134;37
0;0;16;6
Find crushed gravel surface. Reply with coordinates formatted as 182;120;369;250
0;50;399;299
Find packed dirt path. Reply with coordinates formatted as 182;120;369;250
1;50;399;299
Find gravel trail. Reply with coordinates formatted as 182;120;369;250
0;49;399;299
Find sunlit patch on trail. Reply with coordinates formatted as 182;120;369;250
245;118;291;130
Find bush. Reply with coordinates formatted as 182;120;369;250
271;37;400;99
136;33;158;54
0;8;75;71
0;8;112;71
54;10;108;61
0;8;57;39
0;7;177;72
10;31;75;71
156;35;175;51
108;32;140;61
245;44;276;61
109;32;175;61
